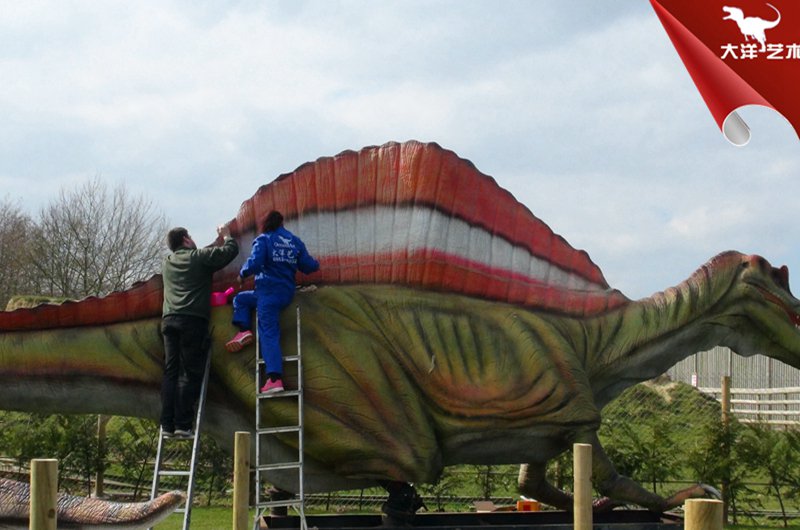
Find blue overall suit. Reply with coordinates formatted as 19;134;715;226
232;226;319;375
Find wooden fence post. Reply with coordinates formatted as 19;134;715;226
685;498;723;530
30;458;58;530
94;414;111;498
721;375;731;427
233;431;251;530
573;443;592;530
721;375;731;524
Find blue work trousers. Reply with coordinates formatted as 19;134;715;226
232;287;294;375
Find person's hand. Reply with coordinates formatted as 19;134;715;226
217;224;231;238
237;275;244;288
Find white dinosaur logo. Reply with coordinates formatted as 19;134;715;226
277;235;293;246
722;3;781;52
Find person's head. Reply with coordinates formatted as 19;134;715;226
167;227;196;251
262;210;284;233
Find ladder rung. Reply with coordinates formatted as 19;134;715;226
158;470;191;477
256;462;302;471
257;355;300;365
258;390;300;399
257;499;302;508
257;426;301;434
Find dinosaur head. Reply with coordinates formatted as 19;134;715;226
713;253;800;367
722;6;743;22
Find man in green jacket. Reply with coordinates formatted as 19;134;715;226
160;225;238;437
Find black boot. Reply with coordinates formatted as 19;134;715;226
379;481;424;527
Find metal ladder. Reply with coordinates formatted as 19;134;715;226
148;344;212;530
253;305;307;530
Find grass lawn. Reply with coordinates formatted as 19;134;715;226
153;506;252;529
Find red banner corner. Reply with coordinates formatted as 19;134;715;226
651;0;800;146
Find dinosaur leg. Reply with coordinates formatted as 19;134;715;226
378;480;424;526
517;462;573;511
517;462;623;513
577;431;719;513
268;486;292;516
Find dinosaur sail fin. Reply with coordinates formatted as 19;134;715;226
0;141;628;332
230;141;628;316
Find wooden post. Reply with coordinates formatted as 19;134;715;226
233;431;251;530
30;458;58;530
684;499;723;530
721;375;731;524
721;376;731;427
573;443;592;530
94;414;111;498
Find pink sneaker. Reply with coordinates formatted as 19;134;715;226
225;330;253;352
260;379;285;394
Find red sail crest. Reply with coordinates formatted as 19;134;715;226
1;141;628;331
230;141;627;314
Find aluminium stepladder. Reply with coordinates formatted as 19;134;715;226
149;339;212;530
253;305;307;530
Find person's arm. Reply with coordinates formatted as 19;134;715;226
296;240;320;274
240;234;269;279
197;226;239;270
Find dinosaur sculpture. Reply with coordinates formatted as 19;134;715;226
0;477;183;529
1;141;799;523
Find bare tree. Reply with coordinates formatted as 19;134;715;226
0;197;36;309
28;177;167;299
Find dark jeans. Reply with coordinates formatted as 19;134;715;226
160;314;209;431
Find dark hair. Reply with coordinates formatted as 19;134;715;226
167;227;188;251
262;211;284;233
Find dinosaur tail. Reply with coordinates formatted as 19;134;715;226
58;490;186;529
766;3;781;28
0;478;185;529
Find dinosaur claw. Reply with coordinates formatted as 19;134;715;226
700;483;722;500
592;496;624;513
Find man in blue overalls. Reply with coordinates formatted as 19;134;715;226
225;210;319;393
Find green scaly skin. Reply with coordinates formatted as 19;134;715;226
1;251;799;515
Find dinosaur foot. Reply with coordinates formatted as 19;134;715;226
268;486;293;516
379;481;425;527
664;483;721;510
592;496;625;513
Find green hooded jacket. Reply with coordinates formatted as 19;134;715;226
161;236;239;320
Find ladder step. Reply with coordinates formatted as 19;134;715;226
158;470;192;477
257;355;300;365
258;390;300;399
257;426;301;434
257;498;302;508
256;462;302;471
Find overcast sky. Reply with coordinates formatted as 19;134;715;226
2;1;798;300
